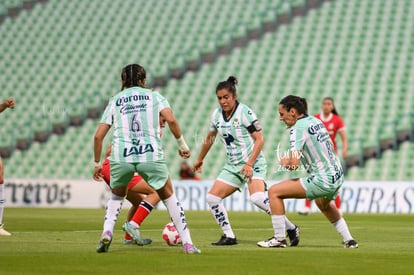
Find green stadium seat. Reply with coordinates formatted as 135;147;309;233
1;0;413;180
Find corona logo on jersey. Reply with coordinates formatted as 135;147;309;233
116;95;150;106
307;123;330;142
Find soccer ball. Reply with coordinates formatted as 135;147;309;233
162;222;182;246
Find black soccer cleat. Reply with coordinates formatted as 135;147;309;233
211;235;238;246
344;239;359;248
286;226;300;247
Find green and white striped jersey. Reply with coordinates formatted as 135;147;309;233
210;101;265;166
289;115;344;187
100;86;170;163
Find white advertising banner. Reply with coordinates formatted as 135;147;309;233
3;179;414;213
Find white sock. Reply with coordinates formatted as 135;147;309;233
271;215;286;240
284;216;296;230
103;194;124;235
163;194;193;245
250;192;270;214
206;193;235;238
332;218;353;242
0;184;4;225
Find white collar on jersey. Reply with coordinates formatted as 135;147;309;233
319;112;333;122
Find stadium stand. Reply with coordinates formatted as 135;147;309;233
1;0;413;180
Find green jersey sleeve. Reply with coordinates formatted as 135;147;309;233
154;91;170;112
241;105;261;133
289;123;306;151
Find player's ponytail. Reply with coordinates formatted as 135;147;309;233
216;76;238;95
323;97;339;116
279;95;308;115
121;64;146;90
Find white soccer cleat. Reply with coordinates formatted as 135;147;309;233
257;237;287;248
298;207;310;216
0;224;11;236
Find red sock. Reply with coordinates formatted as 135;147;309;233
124;233;132;240
131;201;154;226
305;199;311;208
334;195;341;209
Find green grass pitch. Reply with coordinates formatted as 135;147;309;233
0;208;413;274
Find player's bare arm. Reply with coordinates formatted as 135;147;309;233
0;98;15;113
160;107;190;158
280;150;301;171
240;130;264;179
93;123;110;181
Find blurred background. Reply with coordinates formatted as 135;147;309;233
0;0;413;182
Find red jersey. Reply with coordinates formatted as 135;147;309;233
314;113;345;153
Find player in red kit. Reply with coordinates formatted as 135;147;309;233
299;97;348;215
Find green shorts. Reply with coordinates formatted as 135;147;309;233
217;158;267;189
110;160;169;190
300;175;343;201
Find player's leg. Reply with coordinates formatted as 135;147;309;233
247;179;299;245
334;194;341;209
97;162;133;253
207;180;238;245
0;157;11;236
247;160;270;214
123;190;143;244
124;178;160;245
136;160;200;253
314;197;358;248
129;178;160;228
257;178;306;248
156;177;200;254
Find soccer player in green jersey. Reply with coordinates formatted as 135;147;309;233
193;77;299;246
257;95;358;248
93;64;200;254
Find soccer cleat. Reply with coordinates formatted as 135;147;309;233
183;243;201;254
344;239;359;249
211;234;237;246
298;207;310;216
286;226;300;247
122;222;148;246
123;239;135;245
123;238;152;245
0;224;11;236
257;237;287;248
96;231;112;253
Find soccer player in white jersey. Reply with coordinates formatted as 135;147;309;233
93;64;200;254
193;76;299;246
257;95;358;248
0;98;14;236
